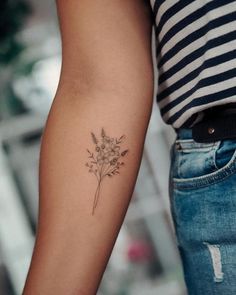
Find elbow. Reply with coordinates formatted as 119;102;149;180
55;55;154;103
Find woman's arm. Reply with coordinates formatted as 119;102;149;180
23;0;154;294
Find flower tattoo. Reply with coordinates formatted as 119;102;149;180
85;128;129;215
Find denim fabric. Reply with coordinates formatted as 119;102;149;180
168;128;236;295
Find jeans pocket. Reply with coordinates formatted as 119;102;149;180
171;139;219;180
170;137;236;190
214;138;236;169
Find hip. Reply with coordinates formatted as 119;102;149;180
169;127;236;190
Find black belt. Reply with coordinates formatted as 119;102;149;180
191;113;236;143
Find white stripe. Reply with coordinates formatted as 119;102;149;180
158;0;213;43
156;0;179;25
151;0;236;128
159;58;236;109
149;0;155;10
159;1;235;56
159;19;236;74
172;96;236;128
162;76;236;121
158;39;236;93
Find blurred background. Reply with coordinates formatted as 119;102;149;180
0;1;187;294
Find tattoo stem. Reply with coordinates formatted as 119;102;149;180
103;164;112;177
93;171;99;181
92;179;102;215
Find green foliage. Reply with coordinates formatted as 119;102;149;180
0;0;32;64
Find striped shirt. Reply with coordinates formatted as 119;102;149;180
149;0;236;129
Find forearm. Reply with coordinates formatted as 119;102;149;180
22;84;153;295
23;0;154;293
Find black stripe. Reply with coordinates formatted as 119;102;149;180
158;49;236;101
157;11;236;68
156;0;234;57
153;0;164;18
152;0;236;128
160;67;236;116
166;86;236;125
180;113;199;128
166;86;236;124
158;30;236;86
155;0;195;36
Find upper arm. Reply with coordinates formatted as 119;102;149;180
56;0;154;100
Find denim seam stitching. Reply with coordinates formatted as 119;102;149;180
172;148;236;190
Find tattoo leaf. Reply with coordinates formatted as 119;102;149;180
121;149;128;157
101;128;106;138
91;132;98;144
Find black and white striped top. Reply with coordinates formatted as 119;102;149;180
150;0;236;129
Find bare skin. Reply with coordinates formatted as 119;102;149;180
23;1;154;294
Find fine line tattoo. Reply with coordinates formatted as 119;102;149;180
85;128;129;215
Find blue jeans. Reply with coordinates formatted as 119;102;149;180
168;127;236;295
